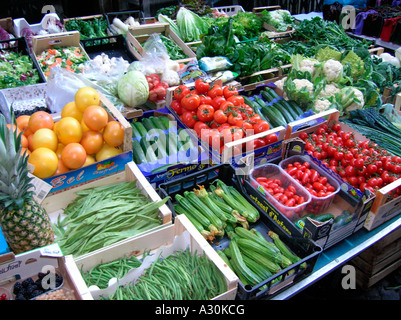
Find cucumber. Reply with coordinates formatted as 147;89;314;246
140;136;158;163
243;96;269;122
132;139;147;164
130;122;142;139
260;107;280;128
133;121;148;137
313;213;335;223
142;118;155;132
264;87;280;99
272;102;293;124
260;90;275;103
277;99;298;121
178;128;196;151
254;96;267;109
150;116;167;131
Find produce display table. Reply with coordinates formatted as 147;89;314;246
273;213;401;299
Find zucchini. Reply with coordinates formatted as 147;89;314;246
174;204;214;241
132;139;147;164
272;102;293;124
133;121;148;137
254;96;268;109
139;136;158;162
130;122;142;138
240;245;282;274
277;99;298;121
261;106;286;127
270;104;288;126
260;90;275;103
142;118;155;132
287;100;304;117
313;213;335;222
260;107;279;128
264;87;280;99
235;227;280;254
268;231;302;265
242;254;273;280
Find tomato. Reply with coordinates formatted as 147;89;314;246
181;94;201;111
194;121;210;137
170;100;183;115
217;123;231;132
211;96;226;111
246;138;267;151
366;164;378;175
197;104;214;122
181;111;197;128
265;133;278;145
299;132;308;141
207;85;224;99
199;95;212;106
232;128;244;141
253;120;270;134
226;95;244;106
248;114;261;124
228;113;243;127
213;109;228;124
209;129;222;150
194;79;210;94
173;85;190;102
241;121;254;134
331;123;342;132
223;85;239;99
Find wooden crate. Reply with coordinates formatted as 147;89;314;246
65;214;238;300
238;64;292;91
0;17;16;36
253;6;296;38
0;244;91;300
351;226;401;289
42;161;172;257
126;22;196;63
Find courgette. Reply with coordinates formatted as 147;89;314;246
260;90;275;103
142;118;155;132
264;87;280;99
287;100;304;117
272;102;293;124
133;121;148;137
277;99;298;121
130;122;142;138
132;139;147;164
243;96;269;122
313;213;335;222
140;136;159;162
260;107;279;128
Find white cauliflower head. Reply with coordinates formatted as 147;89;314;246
323;59;344;82
313;99;332;113
300;59;320;75
293;79;314;95
317;83;340;98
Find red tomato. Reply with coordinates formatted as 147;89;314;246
219;101;234;116
181;111;197;128
207;85;224;99
223;85;239;99
170;100;183;115
195;79;210;94
199;95;212;105
173;85;190;102
181;94;201;111
209;129;222;150
194;121;210;137
253;120;270;134
246;138;267;151
211;96;226;111
226;95;244;106
265;133;278;144
213;109;228;124
228;113;243;127
197;104;214;122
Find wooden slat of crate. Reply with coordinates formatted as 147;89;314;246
353;245;401;275
126;23;196;63
238;64;292;91
0;17;15;36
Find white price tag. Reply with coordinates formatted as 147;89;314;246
28;172;53;204
40;243;63;257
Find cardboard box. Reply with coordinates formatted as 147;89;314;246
126;23;196;63
65;214;238;300
131;109;209;189
165;83;287;171
282;108;401;236
31;30;90;80
0;17;16;36
42;90;133;194
158;163;322;299
42;161;172;258
0;243;91;300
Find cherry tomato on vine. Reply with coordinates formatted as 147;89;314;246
228;113;243;127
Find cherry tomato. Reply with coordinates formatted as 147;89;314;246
299;132;308;140
197;104;214;122
181;94;200;111
195;78;210;94
223;85;239;99
173;85;190;102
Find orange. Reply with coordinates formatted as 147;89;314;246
80;118;90;133
16;115;30;135
28;147;58;179
28;111;54;133
54;159;70;175
61;143;87;170
83;155;96;167
80;130;104;155
61;101;83;122
103;121;124;147
55;143;65;159
54;117;83;145
75;87;100;113
83;105;108;131
96;143;122;162
20;134;28;149
32;128;58;151
27;134;34;152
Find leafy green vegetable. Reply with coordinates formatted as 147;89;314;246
261;9;294;32
159;35;188;60
64;17;108;45
316;46;342;62
341;50;365;80
0;50;40;89
176;7;210;42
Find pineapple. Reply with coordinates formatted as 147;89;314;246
0;110;54;254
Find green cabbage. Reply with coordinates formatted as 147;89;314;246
117;71;149;107
176;7;210;42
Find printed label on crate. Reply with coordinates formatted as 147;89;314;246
27;173;53;204
44;151;132;193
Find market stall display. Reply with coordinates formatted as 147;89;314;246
1;2;401;301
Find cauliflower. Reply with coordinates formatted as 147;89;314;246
300;58;320;75
274;77;288;98
283;78;314;107
293;79;314;95
337;87;365;114
317;83;340;98
323;59;344;82
161;68;180;86
313;98;332;113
